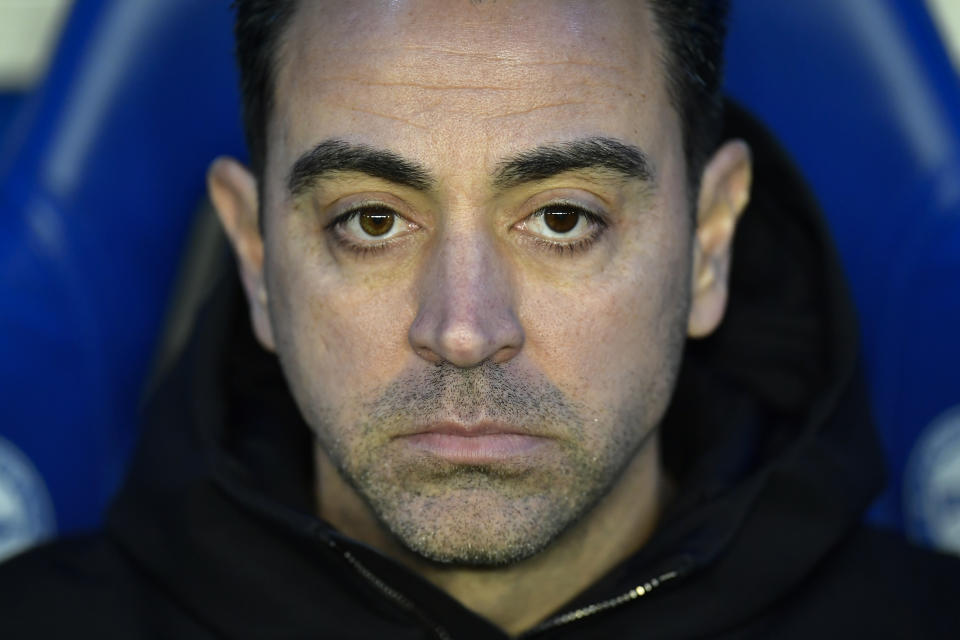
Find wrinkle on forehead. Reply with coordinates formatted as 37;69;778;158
329;95;601;130
395;44;632;74
300;71;621;129
479;102;597;123
302;73;636;95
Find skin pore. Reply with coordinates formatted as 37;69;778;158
209;0;751;635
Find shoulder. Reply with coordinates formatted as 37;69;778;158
824;526;960;601
842;526;960;572
0;535;213;639
762;526;960;639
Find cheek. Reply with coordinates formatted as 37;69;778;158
519;215;691;408
266;223;416;411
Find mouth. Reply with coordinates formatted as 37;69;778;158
395;422;550;464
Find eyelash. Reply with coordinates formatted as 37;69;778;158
325;206;409;256
525;205;608;256
325;203;609;257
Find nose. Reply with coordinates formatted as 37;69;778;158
409;230;524;367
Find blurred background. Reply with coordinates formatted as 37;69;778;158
0;0;959;563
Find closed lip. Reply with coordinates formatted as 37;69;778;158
396;422;549;463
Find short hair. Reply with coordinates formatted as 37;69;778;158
647;0;730;194
232;0;730;196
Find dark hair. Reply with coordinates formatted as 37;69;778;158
232;0;299;181
232;0;730;195
648;0;730;194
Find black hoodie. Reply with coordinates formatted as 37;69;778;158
1;103;959;639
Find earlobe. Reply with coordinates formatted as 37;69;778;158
687;139;752;338
207;157;277;351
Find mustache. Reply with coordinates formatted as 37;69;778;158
364;361;581;428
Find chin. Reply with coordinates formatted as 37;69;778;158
355;465;613;567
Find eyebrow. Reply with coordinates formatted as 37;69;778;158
288;139;433;197
493;137;654;190
286;136;654;197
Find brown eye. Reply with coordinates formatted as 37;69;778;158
358;209;395;236
543;209;580;234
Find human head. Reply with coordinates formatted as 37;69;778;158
210;0;751;567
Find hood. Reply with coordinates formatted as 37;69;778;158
105;101;886;639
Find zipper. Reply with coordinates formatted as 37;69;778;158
332;527;690;639
334;542;454;640
523;566;688;636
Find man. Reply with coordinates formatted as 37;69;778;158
2;0;959;637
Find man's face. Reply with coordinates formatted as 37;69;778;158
255;0;695;564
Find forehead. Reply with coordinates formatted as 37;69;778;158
269;0;674;184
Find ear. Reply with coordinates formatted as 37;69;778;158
207;156;276;351
687;139;752;338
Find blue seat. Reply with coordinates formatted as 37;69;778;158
0;0;958;555
725;0;960;550
0;0;244;551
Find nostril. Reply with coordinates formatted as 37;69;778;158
490;345;521;365
415;346;444;364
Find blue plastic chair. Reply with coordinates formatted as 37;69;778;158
725;0;960;550
0;0;244;551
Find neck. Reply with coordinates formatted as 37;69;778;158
315;439;666;636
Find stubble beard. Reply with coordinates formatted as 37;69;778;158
310;361;669;567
